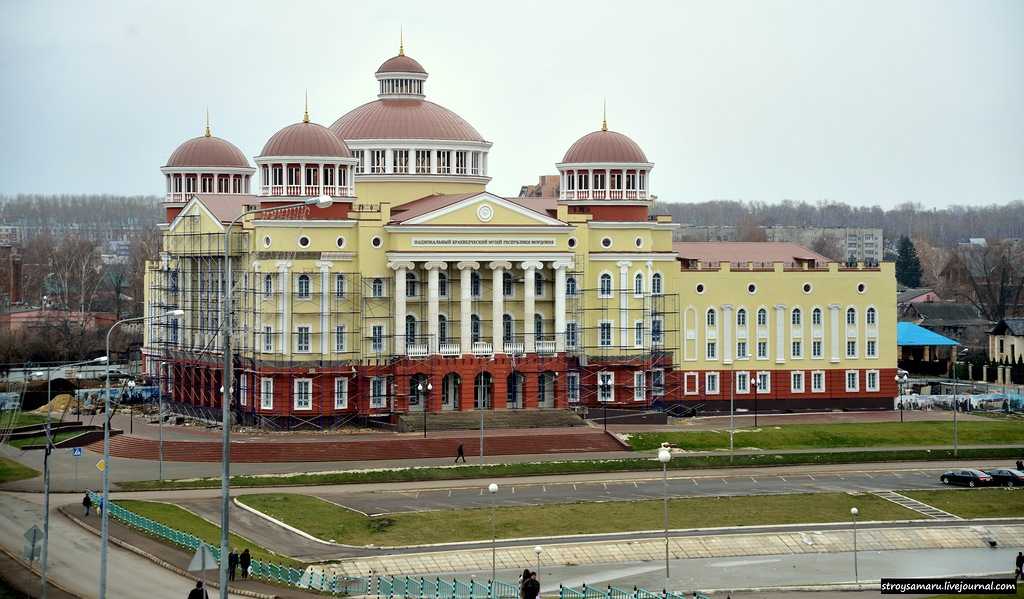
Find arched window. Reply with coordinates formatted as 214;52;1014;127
471;314;481;342
846;307;856;325
866;307;877;325
566;276;578;296
812;307;822;326
503;272;513;297
438;272;448;297
791;308;802;326
297;274;310;299
371;278;384;298
470;272;481;297
263;274;273;297
599;273;613;297
706;308;717;327
405;315;417;346
438;315;448;344
406;272;417;298
534;313;543;337
652;273;663;295
334;274;345;298
757;308;767;326
502;314;514;342
736;309;747;326
535;272;544;297
634;273;644;295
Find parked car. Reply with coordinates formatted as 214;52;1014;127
982;468;1024;487
939;469;993;487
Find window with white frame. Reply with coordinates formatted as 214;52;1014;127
260;377;274;409
707;308;717;326
866;339;877;357
866;370;879;392
371;324;384;353
634;273;644;296
736;371;750;393
455;151;467;174
652;318;663;345
503;272;513;297
633;371;646;401
370;149;386;173
756;371;770;393
652;273;663;295
634;321;644;347
812;308;822;326
335;325;346;353
736;340;748;359
370;376;387;408
705;372;720;394
684;372;698;394
599;321;613;347
791;308;802;326
812;370;825;392
846;340;857;358
334;274;346;298
706;341;717;360
294;378;312;410
757;308;767;326
263;325;273;353
866;307;876;325
757;340;768;359
393;149;409;173
334;377;349;409
791;340;802;358
406;272;417;298
239;374;248;406
415;150;431;174
263;274;273;297
599;273;613;297
598;371;614;402
846;307;856;325
353;150;365;173
296;326;311;352
437;150;451;173
371;278;384;297
812;339;823;358
567;372;580;403
566;276;577;296
791;371;805;393
566;321;578;348
652;369;665;395
737;309;747;327
845;370;859;392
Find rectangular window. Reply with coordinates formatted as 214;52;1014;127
335;325;346;353
652;369;665;395
634;321;644;348
599;321;613;347
737;341;748;359
415;150;432;174
791;371;804;393
438;151;451;174
705;372;720;394
633;371;646;401
567;372;580;403
812;371;825;392
757;340;768;359
625;172;636;190
866;370;879;392
393;150;409;174
260;377;274;410
334;274;346;298
371;376;387;408
471;151;481;175
593;171;606;189
263;325;273;353
294;378;312;410
706;341;717;360
812;340;823;359
610;171;622;190
566;321;578;348
791;340;802;358
296;326;311;352
239;374;248;406
455;151;467;174
371;149;386;173
845;370;859;392
652;318;663;344
866;339;877;357
598;371;614;402
372;325;384;353
846;340;857;358
736;371;749;393
334;377;349;409
756;371;770;393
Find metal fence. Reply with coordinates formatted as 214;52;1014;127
375;577;711;599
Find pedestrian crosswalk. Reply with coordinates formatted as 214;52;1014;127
872;490;962;519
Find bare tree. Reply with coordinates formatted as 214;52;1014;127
809;233;844;262
736;216;767;242
49;238;104;314
946;240;1024;321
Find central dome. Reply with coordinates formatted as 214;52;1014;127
260;121;351;157
330;100;485;142
562;130;648;164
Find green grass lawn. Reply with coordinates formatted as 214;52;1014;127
115;500;302;568
6;430;84;449
0;412;47;429
629;421;1024;451
116;447;1024;492
237;491;922;547
0;457;38;484
902;488;1024;519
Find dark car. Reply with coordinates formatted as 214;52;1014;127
939;469;993;487
983;468;1024;487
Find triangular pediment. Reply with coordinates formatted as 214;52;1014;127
167;197;225;233
401;192;564;227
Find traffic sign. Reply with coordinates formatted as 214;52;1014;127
187;545;218;572
23;525;41;562
72;447;82;457
24;525;42;544
95;459;105;472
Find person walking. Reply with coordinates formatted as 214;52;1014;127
82;492;93;517
187;581;209;599
239;548;251;580
455;443;466;464
522;572;540;599
1015;551;1023;581
518;568;531;599
1015;460;1023;472
228;549;239;581
97;496;104;517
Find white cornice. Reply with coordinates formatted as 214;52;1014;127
587;252;679;262
555;161;655;170
388;251;573;262
252;220;357;228
354;174;491;185
587;222;680;230
385;225;574;233
559;200;652;207
345;138;494;150
253;156;359;165
160;166;256;175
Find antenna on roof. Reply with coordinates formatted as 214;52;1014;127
303;90;309;123
399;26;405;56
204;107;211;137
601;98;607;131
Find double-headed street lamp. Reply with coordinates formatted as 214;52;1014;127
751;379;759;428
218;195;332;598
895;372;909;423
99;309;182;599
417;381;433;437
658;443;672;580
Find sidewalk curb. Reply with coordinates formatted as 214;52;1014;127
693;571;1020;594
0;543;81;598
58;506;278;599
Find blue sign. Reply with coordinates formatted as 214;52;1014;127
71;447;82;457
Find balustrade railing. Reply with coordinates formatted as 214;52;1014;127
439;342;461;356
471;341;494;355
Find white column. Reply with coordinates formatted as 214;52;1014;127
318;261;330;356
300;163;306;195
775;304;786;364
431;149;438;175
390;261;414;356
522;260;542;353
618;261;631;347
277;262;292;355
385;149;393;174
458;261;479;353
829;304;841;363
318;163;324;195
722;304;734;364
425;261;446;354
490;261;511;353
553;261;570;353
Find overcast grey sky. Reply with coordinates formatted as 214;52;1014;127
1;0;1021;207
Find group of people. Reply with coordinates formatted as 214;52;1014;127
520;569;540;599
185;549;252;598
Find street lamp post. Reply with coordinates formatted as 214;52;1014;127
729;368;735;464
951;346;967;459
751;379;759;428
533;546;542;576
218;195;332;598
850;507;859;585
658;443;672;580
158;361;166;482
418;381;433;438
100;310;182;599
895;372;908;423
488;483;498;581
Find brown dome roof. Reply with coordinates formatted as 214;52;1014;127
259;121;351;157
166;135;250;168
330;100;485;142
377;54;426;74
562;130;648;164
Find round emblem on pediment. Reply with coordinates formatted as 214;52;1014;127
477;204;494;222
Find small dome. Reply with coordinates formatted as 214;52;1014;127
166;135;250;168
331;100;484;142
377;54;426;74
259;121;351;157
562;130;648;164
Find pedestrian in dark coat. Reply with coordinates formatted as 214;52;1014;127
82;493;92;517
522;572;540;599
239;548;251;579
187;581;209;599
1015;460;1023;472
455;443;466;464
1015;551;1023;581
228;549;239;581
519;568;531;599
